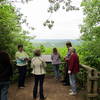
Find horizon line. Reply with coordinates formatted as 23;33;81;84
33;38;81;40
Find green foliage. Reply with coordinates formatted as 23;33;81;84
0;4;21;52
44;0;79;29
48;0;79;13
39;44;46;53
80;0;100;71
81;0;100;40
0;0;5;2
43;20;54;29
77;41;100;70
0;3;34;58
0;4;20;34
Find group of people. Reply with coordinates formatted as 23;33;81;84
0;41;79;100
51;41;79;96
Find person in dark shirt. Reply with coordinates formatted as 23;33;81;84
62;41;72;86
0;51;13;100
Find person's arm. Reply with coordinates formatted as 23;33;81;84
25;52;29;58
51;54;53;60
64;52;70;62
15;52;18;59
31;58;34;69
40;57;47;68
68;55;75;74
58;53;61;59
23;52;29;61
43;60;47;68
15;52;24;60
9;63;13;77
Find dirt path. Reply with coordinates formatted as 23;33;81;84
8;76;85;100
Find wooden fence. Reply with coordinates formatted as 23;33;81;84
80;64;99;100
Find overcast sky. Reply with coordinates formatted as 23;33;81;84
13;0;84;39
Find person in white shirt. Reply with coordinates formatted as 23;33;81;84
31;49;46;100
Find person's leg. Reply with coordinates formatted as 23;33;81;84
33;75;39;99
0;82;9;100
63;64;70;85
39;75;45;99
65;67;70;85
18;66;27;87
0;83;2;100
21;66;27;87
61;63;67;82
18;67;23;87
69;74;77;93
53;65;58;79
56;64;60;79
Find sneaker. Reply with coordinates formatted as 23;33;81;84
33;96;37;100
40;97;47;100
33;97;36;100
69;92;77;96
63;82;70;86
69;89;72;92
60;80;65;83
19;86;24;89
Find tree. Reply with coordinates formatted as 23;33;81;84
0;4;21;50
0;3;34;58
79;0;100;70
40;44;45;53
44;0;79;29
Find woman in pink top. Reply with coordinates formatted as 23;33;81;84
51;48;61;80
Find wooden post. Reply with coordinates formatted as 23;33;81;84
87;69;98;100
79;64;100;100
87;70;92;93
93;70;98;93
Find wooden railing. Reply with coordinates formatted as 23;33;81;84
80;64;99;100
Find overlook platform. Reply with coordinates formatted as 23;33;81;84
9;76;85;100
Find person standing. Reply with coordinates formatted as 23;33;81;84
62;41;72;86
68;47;79;95
0;51;13;100
51;48;61;80
15;44;29;88
31;49;47;100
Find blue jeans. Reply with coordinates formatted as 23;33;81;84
53;64;60;79
0;81;10;100
69;74;77;93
